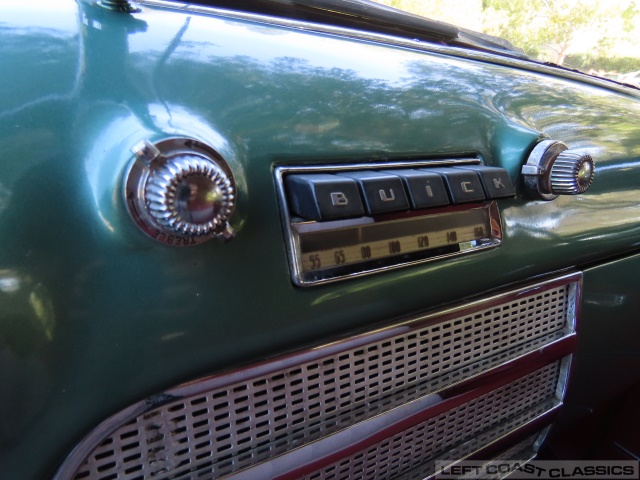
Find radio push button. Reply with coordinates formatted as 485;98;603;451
454;166;515;199
338;171;409;215
385;169;450;209
423;168;485;204
286;174;364;221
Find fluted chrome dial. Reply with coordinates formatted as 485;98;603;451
522;139;595;201
145;155;234;236
124;138;236;246
549;151;594;195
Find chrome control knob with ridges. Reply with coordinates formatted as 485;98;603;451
522;139;595;201
549;151;594;195
145;155;234;237
124;137;236;246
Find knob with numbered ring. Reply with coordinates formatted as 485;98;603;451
125;138;236;245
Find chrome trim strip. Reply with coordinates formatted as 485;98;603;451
555;354;574;405
53;272;580;480
567;273;582;333
279;160;483;172
273;160;503;286
137;0;639;97
533;425;553;453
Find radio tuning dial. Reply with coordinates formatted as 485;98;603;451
125;138;236;245
549;151;594;195
522;140;595;200
146;155;234;237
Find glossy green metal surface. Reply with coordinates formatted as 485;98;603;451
562;253;640;421
1;1;639;478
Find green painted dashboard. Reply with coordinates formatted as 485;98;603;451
1;1;639;478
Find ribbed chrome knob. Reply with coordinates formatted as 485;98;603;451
522;139;595;201
124;138;236;246
146;156;234;236
549;151;594;195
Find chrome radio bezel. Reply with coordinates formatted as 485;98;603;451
275;159;505;287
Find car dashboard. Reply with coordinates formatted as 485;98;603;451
1;1;639;479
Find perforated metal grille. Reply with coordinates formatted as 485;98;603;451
303;362;561;480
70;281;573;480
406;434;540;480
438;435;540;480
397;418;542;480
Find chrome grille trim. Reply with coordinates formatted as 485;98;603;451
55;272;580;480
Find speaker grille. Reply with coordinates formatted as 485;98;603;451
302;362;560;480
60;274;579;480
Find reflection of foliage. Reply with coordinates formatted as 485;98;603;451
0;26;77;114
150;44;640;175
153;51;537;158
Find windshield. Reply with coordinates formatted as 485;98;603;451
372;0;640;88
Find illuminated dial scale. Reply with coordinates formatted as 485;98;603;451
277;161;515;286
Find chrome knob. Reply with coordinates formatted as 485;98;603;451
549;151;594;195
146;156;234;236
522;140;595;201
125;138;236;245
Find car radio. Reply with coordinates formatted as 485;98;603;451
276;159;515;286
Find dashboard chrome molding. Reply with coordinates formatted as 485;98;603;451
53;272;581;480
275;159;503;286
138;0;640;97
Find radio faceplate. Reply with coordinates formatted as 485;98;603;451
275;160;512;286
